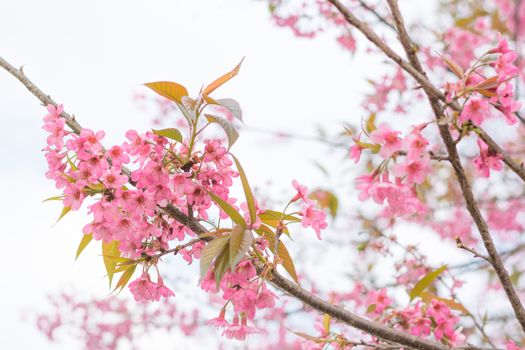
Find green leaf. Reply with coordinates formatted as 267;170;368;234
232;155;257;225
66;154;78;171
112;264;137;294
42;195;65;202
259;210;300;222
113;260;138;273
229;225;254;268
175;100;196;126
199;235;230;279
410;265;447;300
366;303;377;314
322;314;331;333
419;291;468;314
206;190;247;228
256;225;298;283
203;57;244;96
205;114;239;149
213;248;231;288
75;233;93;260
152;128;183;143
55;206;71;224
217;98;243;122
102;240;121;288
328;195;338;218
365;112;377;134
310;190;338;218
144;81;189;104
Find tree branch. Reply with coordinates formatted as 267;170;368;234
0;54;465;350
383;0;525;334
326;0;525;184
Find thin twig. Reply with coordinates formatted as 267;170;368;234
355;0;396;31
455;237;490;263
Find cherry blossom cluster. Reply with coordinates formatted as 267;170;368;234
446;34;521;127
291;179;328;239
128;272;175;303
202;260;276;340
36;292;199;350
351;123;432;218
289;282;466;348
268;0;358;52
41;98;330;340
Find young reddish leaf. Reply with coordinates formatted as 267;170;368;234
410;265;447;300
75;233;93;261
229;225;254;268
200;235;230;279
203;95;220;105
205;114;239;149
144;81;188;104
217;98;243;122
206;190;247;228
473;76;499;90
112;264;137;294
232;155;257;225
419;291;469;314
102;240;121;288
152;128;183;143
440;55;464;78
203;57;244;96
477;89;497;98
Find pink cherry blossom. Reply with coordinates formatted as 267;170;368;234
128;272;158;303
459;97;491;125
473;139;503;177
206;308;229;329
299;201;327;239
507;340;524;350
393;155;431;185
367;289;391;314
291;179;308;202
222;315;259;340
369;123;402;158
155;276;175;300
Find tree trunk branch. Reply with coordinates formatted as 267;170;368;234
384;0;525;334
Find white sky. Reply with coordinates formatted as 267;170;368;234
1;0;492;349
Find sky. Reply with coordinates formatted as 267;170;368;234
0;0;489;349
